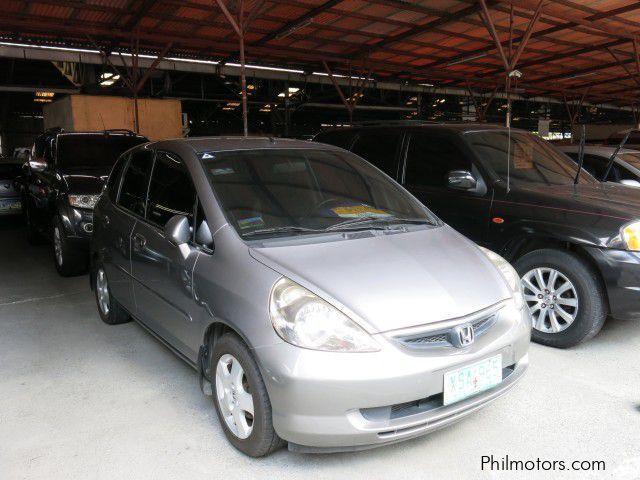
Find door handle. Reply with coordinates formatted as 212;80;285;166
133;233;147;250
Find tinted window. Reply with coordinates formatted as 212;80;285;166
465;131;596;186
118;150;154;216
315;130;355;150
405;133;471;187
106;154;128;201
563;152;607;179
56;134;147;168
351;131;401;177
146;151;196;228
0;163;21;180
202;148;435;240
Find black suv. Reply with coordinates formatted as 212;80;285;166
21;129;148;275
316;123;640;348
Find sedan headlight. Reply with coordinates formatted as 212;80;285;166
621;221;640;251
479;246;524;310
68;194;99;210
269;277;380;352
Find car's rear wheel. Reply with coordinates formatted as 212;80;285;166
211;333;284;457
52;216;87;276
94;266;130;325
514;249;607;348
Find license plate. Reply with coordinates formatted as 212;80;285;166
443;354;502;406
0;199;20;212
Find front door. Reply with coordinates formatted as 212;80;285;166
130;150;200;358
402;131;493;244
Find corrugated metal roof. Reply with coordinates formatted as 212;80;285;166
1;0;640;104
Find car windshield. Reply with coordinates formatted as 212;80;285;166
56;134;147;168
618;153;640;170
465;130;596;186
201;148;437;239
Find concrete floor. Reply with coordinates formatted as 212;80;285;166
1;218;639;480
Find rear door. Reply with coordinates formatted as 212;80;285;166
106;148;154;313
130;150;200;357
402;130;492;243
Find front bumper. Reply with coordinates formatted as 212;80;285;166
60;207;94;249
584;247;640;319
255;302;530;451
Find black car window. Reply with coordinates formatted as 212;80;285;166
564;152;607;179
56;134;147;168
118;150;154;217
146;151;196;228
315;130;356;150
106;154;129;202
405;132;472;187
351;131;401;177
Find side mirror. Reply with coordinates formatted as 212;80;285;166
29;160;47;172
164;215;191;246
620;179;640;188
447;170;477;190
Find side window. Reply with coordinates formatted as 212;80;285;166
146;151;196;228
315;130;355;150
118;149;154;216
580;154;607;179
405;133;472;187
106;153;128;201
351;131;401;177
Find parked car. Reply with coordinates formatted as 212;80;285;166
315;123;640;348
22;129;147;275
90;137;530;456
605;130;640;149
0;160;22;216
557;145;640;187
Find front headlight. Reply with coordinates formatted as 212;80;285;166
68;194;99;210
269;277;380;352
479;246;524;310
621;221;640;251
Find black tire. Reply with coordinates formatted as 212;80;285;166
52;216;87;276
93;265;130;325
514;248;607;348
211;333;284;457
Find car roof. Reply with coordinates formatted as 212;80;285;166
318;122;529;135
153;136;344;154
557;145;640;156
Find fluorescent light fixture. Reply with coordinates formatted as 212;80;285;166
100;79;115;86
419;83;434;87
35;91;55;98
101;72;113;79
447;53;488;66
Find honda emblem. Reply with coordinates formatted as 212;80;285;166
451;323;475;348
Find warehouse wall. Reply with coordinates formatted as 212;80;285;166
44;95;182;140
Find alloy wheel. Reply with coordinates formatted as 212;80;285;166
215;354;255;439
53;226;63;266
96;268;110;316
522;267;578;333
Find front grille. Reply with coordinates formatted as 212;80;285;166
397;314;497;349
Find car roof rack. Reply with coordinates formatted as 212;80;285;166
101;129;139;136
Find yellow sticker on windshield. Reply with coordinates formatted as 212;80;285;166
332;205;390;218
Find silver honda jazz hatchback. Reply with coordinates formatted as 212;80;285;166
91;137;530;457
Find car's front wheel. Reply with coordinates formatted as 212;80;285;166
52;216;87;276
94;266;130;325
514;248;607;348
211;333;284;457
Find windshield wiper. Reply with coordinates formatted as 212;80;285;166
326;216;433;231
242;226;324;237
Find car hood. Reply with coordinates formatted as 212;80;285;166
513;182;640;221
61;167;110;195
249;226;511;333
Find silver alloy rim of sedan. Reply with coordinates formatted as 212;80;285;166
521;267;578;334
215;354;254;439
96;268;110;316
53;226;63;266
